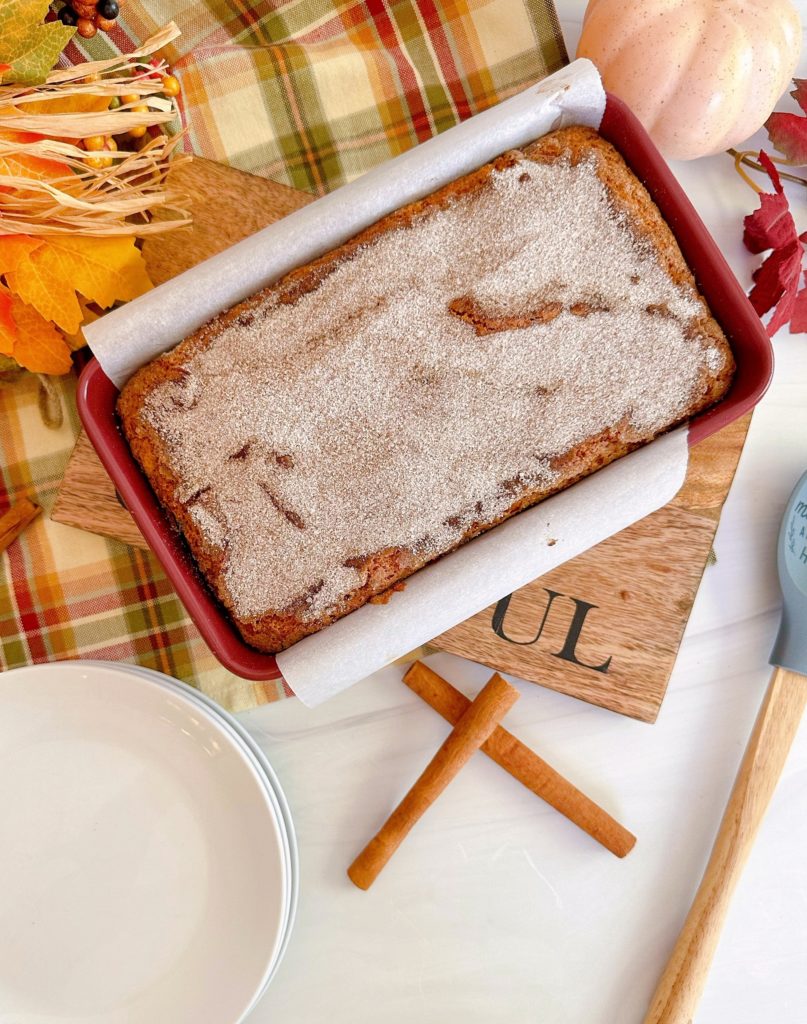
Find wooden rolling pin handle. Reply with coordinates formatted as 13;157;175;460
348;674;519;890
643;666;807;1024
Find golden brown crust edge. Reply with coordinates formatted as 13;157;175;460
117;126;735;654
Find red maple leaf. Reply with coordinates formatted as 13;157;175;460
766;78;807;165
743;154;794;252
791;273;807;332
743;151;807;336
790;78;807;111
765;113;807;165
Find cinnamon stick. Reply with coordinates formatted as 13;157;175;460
403;661;636;858
0;498;41;554
348;673;519;890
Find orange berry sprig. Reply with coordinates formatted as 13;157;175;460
81;133;117;168
58;0;120;39
78;69;182;163
161;74;180;97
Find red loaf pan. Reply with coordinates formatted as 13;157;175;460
78;92;774;682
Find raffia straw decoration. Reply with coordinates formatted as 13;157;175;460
0;23;192;237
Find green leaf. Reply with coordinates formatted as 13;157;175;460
0;0;75;86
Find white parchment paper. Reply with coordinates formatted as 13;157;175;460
85;60;605;385
84;59;689;706
279;429;687;706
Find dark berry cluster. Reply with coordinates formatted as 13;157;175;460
58;0;120;39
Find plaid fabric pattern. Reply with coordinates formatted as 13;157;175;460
1;0;566;710
0;375;290;709
68;0;567;193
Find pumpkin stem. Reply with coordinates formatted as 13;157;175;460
728;148;807;191
728;149;763;193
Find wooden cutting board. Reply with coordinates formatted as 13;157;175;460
52;156;750;723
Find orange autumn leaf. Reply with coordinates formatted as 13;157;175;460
65;296;101;352
1;235;78;332
2;234;152;334
0;149;70;187
0;322;13;357
12;297;71;374
0;285;71;374
23;94;111;116
46;236;153;309
0;287;15;342
0;127;42;140
0;233;42;272
0;128;72;189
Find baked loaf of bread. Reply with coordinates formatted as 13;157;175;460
118;126;734;653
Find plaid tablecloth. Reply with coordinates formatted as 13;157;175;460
0;0;567;710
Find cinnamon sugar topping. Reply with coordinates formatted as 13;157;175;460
142;148;729;621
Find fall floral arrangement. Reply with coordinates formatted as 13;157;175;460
0;3;189;384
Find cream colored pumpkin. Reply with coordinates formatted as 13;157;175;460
577;0;802;160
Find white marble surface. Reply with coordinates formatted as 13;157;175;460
241;8;807;1022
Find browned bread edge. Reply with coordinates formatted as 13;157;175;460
117;126;735;654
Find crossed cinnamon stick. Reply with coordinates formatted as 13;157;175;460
348;661;636;890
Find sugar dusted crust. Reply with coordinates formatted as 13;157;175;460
118;126;735;654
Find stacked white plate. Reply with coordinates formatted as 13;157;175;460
0;661;297;1024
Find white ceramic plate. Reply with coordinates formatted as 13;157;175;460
0;662;290;1024
110;662;299;1004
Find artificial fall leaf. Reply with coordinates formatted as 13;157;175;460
0;284;71;374
766;78;807;166
0;0;75;86
0;148;71;188
749;240;806;335
11;297;72;374
0;128;73;190
0;287;15;339
765;112;807;165
743;153;795;253
743;151;807;336
65;297;101;352
0;235;78;332
0;296;12;358
0;234;43;274
791;273;807;333
2;235;152;334
23;94;111;116
791;78;807;111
